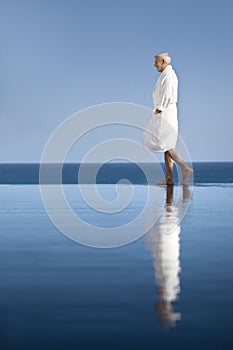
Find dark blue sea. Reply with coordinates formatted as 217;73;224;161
0;162;232;185
0;162;233;350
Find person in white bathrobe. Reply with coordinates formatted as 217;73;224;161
143;52;193;185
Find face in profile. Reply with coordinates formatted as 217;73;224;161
154;57;164;72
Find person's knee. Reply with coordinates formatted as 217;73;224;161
167;149;175;159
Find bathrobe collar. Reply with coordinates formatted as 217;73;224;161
161;64;173;76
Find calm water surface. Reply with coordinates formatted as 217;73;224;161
0;184;233;349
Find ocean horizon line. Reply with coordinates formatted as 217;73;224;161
0;162;232;185
0;161;232;164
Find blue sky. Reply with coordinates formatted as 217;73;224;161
1;0;233;162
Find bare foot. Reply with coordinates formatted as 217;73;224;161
157;179;167;185
157;177;174;186
167;178;174;185
181;167;193;185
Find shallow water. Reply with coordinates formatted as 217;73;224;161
0;185;233;349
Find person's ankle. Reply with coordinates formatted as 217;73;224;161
166;176;174;185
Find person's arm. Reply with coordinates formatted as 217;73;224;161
154;75;173;113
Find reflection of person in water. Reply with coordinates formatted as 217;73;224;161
147;185;192;329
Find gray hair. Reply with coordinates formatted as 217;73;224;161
155;52;171;64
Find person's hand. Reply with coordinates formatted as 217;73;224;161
154;109;161;114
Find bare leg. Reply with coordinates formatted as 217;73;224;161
166;184;174;205
182;185;192;201
165;151;174;185
167;148;193;185
157;152;174;185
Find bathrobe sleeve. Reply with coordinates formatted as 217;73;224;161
155;75;174;112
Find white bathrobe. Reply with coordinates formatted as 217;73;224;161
143;64;178;152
